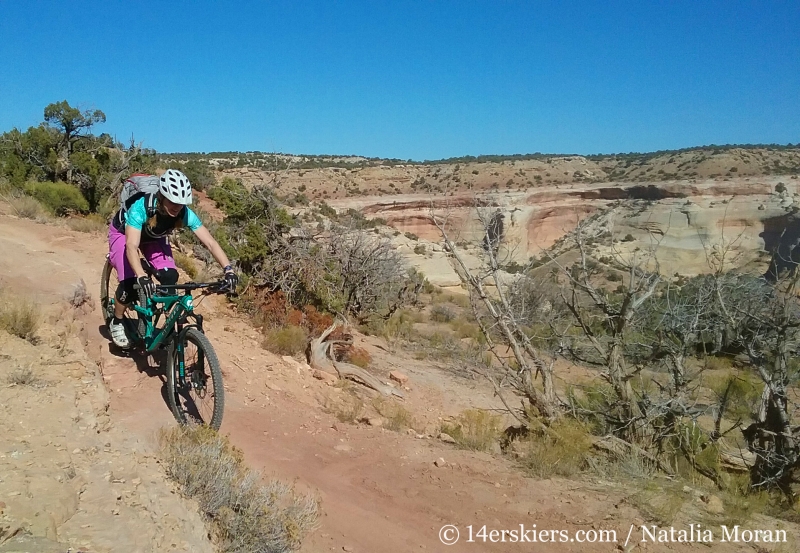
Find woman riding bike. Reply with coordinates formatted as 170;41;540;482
107;168;237;348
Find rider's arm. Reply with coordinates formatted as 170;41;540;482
193;226;232;270
124;226;148;278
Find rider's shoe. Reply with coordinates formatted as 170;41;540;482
109;317;130;348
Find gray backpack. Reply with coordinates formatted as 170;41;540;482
120;174;160;219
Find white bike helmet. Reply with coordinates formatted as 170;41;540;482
159;169;193;205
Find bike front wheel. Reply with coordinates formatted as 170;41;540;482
166;328;225;430
100;257;117;326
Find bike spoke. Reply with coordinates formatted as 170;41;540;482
174;336;218;425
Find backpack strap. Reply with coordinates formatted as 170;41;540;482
143;193;159;218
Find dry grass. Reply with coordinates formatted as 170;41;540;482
66;213;107;233
439;409;502;452
519;418;593;478
628;479;687;524
7;194;46;220
6;367;39;386
0;295;41;342
430;304;456;323
372;397;419;432
324;391;365;424
158;425;319;553
262;324;308;356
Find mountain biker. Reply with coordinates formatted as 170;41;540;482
107;169;237;348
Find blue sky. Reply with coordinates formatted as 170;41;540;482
0;1;798;160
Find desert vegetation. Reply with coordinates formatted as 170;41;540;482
160;424;320;553
427;196;800;520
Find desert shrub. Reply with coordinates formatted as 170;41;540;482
25;181;88;215
250;290;290;329
446;293;470;308
628;480;687;525
158;425;319;553
706;372;763;422
404;231;418;241
430;304;456;323
622;233;635;242
367;309;415;342
0;296;41;342
174;251;199;280
262;324;308;356
703;355;734;371
7;194;46;219
520;418;593;478
6;367;38;386
413;244;426;255
439;409;502;451
450;319;481;340
372;398;418;432
342;346;371;368
301;305;334;337
66;213;107;233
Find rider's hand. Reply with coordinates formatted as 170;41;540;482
223;271;238;292
137;275;156;304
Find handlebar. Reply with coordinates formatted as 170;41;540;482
156;280;234;295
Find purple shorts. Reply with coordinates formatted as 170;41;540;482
108;224;176;281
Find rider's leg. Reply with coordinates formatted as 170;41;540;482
109;278;137;347
140;237;178;279
113;278;137;317
108;224;137;347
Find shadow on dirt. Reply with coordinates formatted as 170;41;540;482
98;324;174;418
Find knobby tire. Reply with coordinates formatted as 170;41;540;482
167;328;225;430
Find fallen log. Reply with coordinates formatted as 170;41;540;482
719;448;756;473
308;321;403;398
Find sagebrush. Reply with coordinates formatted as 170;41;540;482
158;425;319;553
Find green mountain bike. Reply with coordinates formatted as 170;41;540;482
100;256;227;430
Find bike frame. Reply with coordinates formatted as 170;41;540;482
130;293;195;352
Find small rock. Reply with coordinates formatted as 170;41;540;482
366;418;383;427
438;432;457;444
312;369;338;385
434;457;447;467
389;371;409;385
72;448;81;454
334;444;352;452
343;547;353;552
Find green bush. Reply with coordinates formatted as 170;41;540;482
25;181;88;215
263;324;308;356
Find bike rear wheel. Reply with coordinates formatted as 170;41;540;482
167;328;225;430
